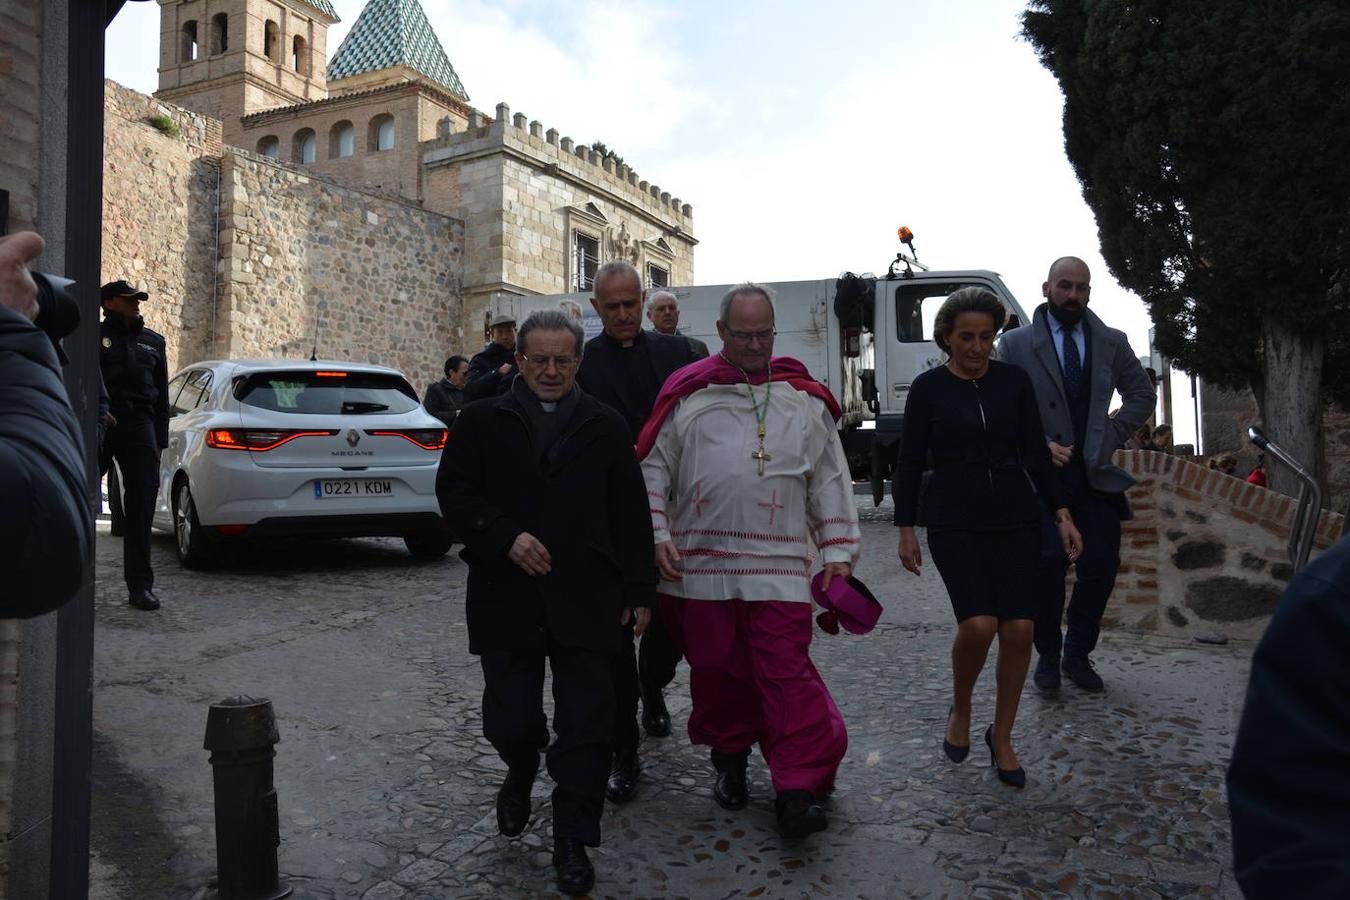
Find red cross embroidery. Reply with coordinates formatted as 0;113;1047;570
758;489;784;526
690;482;711;518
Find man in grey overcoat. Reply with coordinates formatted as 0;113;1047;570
998;256;1155;692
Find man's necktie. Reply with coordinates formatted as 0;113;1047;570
1062;326;1084;397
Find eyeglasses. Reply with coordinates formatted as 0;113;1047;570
726;328;776;345
518;353;578;371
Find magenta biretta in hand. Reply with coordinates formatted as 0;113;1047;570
810;571;882;635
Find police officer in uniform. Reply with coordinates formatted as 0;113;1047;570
99;280;169;611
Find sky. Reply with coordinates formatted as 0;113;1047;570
105;0;1197;443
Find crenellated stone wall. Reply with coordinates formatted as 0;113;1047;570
213;149;464;392
1108;450;1344;640
101;80;467;395
422;101;696;336
103;80;223;374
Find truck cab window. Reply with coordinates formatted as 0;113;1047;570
895;282;990;342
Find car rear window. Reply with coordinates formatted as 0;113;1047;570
236;370;421;415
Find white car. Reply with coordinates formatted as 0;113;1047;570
151;359;453;567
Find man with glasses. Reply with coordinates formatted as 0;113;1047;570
576;260;701;804
635;283;861;839
437;309;655;896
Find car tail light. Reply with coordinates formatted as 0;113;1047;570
216;524;248;536
365;428;447;450
206;429;338;451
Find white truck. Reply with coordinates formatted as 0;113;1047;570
489;244;1032;506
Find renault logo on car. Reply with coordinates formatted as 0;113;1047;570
346;428;361;447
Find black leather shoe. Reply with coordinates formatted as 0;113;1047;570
495;767;534;837
641;689;672;738
1033;655;1061;691
985;726;1026;789
942;705;970;763
713;767;749;810
605;750;640;803
552;839;595;896
1063;656;1105;692
129;588;161;611
775;789;827;838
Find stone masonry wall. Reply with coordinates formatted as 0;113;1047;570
215;149;464;393
103;80;223;374
1201;381;1350;516
1109;450;1344;641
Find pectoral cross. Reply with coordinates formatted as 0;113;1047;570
751;423;771;476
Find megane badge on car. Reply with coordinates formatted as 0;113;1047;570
346;428;361;447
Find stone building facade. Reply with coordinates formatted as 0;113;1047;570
129;0;696;387
104;79;463;390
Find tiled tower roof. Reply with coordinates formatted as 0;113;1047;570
327;0;468;100
299;0;339;18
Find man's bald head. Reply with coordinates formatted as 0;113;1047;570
1043;256;1091;327
1047;256;1090;282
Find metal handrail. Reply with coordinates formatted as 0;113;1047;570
1248;426;1322;572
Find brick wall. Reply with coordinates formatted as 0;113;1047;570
1109;449;1344;640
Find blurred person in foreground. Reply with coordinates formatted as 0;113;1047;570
1228;534;1350;897
0;231;92;617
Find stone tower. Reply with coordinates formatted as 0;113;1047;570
155;0;340;146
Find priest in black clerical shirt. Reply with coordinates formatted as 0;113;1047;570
575;259;701;806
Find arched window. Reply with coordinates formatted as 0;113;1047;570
368;114;395;152
292;35;309;75
257;136;280;159
181;21;198;61
264;20;279;62
330;121;354;158
210;13;228;54
293;129;316;164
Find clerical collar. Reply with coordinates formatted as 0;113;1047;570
540;400;558;412
602;330;645;350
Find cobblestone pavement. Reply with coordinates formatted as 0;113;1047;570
90;501;1249;899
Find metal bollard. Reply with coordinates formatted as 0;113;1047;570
203;696;292;899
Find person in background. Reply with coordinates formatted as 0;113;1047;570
99;279;170;612
464;314;519;401
575;261;701;805
1247;453;1268;487
1149;423;1174;453
646;289;709;358
424;354;469;428
1208;454;1238;476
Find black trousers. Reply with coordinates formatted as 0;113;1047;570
1034;489;1124;661
479;643;614;846
610;611;683;756
99;421;160;593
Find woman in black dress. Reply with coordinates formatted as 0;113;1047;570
894;287;1082;787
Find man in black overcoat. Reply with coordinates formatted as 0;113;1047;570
575;260;701;803
436;309;655;897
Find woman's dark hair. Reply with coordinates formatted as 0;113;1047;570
444;354;468;377
932;287;1006;353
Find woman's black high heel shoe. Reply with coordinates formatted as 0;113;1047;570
942;705;970;763
984;726;1026;788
